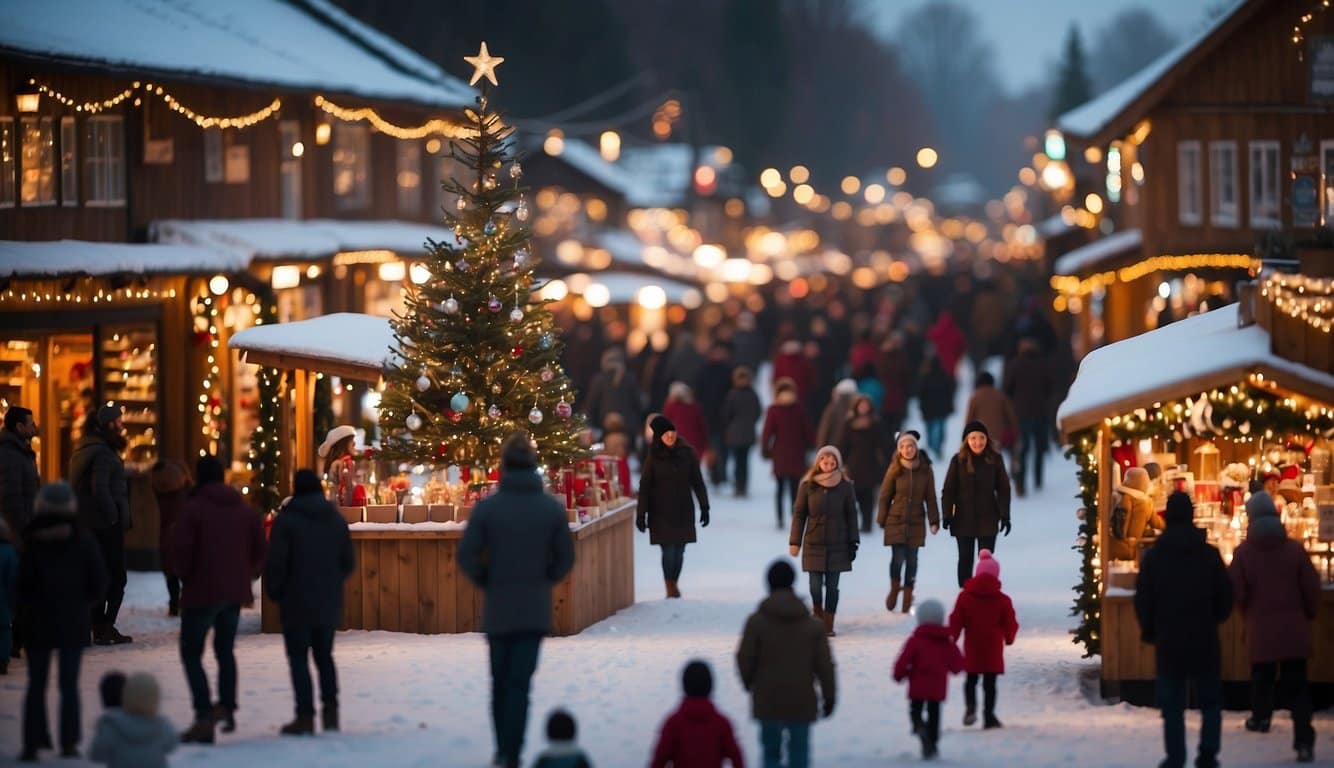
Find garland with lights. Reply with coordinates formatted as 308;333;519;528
1067;381;1334;658
29;78;281;129
1293;0;1332;59
313;95;473;140
245;287;283;512
1261;272;1334;333
192;292;226;457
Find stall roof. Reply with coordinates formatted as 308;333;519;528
151;219;461;261
0;0;473;108
1053;229;1142;277
0;239;250;278
229;312;396;380
1058;304;1334;434
578;272;699;305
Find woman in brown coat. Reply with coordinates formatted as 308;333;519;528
876;431;940;613
789;446;859;637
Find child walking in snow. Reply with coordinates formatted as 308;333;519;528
530;710;592;768
651;659;745;768
893;598;964;759
948;549;1019;729
89;671;178;768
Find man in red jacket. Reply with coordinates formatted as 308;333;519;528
948;549;1019;729
174;455;266;744
894;598;964;759
651;660;744;768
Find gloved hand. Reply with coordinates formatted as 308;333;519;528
700;508;710;527
1000;518;1012;537
941;516;951;531
636;516;647;533
822;698;836;718
850;542;859;562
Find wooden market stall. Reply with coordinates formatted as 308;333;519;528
229;313;635;637
1057;281;1334;706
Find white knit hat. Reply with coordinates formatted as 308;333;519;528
317;425;357;458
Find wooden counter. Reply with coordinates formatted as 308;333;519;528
261;500;635;636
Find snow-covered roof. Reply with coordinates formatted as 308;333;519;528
151;219;460;260
1053;229;1142;276
594;229;699;279
229;312;396;379
540;138;644;201
618;144;723;208
1036;213;1078;240
1056;0;1248;140
1;0;473;109
931;173;986;210
1057;303;1334;433
575;272;698;306
0;239;249;278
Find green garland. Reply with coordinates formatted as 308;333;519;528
246;287;282;514
1068;382;1334;658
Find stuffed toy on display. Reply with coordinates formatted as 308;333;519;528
1109;466;1162;561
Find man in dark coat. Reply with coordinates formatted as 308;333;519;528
636;416;710;599
1;405;40;661
459;433;576;768
1134;491;1233;768
1002;337;1054;496
736;560;835;768
694;341;735;487
265;469;355;736
175;456;267;744
1229;491;1320;762
18;482;106;761
68;404;132;645
719;366;763;498
581;348;645;448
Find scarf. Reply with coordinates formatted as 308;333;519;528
900;455;920;471
813;468;844;488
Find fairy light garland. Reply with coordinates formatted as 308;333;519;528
1051;253;1259;297
30;79;135;113
244;288;283;511
314;95;474;140
1261;272;1334;333
193;292;224;456
1293;0;1332;58
28;78;282;129
0;285;177;305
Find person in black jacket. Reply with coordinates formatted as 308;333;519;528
1135;491;1233;768
695;341;736;487
719;366;763;498
941;421;1012;588
1;405;40;662
264;469;354;736
459;432;576;768
839;395;891;533
636;415;710;599
18;482;106;762
68;404;132;646
789;446;859;637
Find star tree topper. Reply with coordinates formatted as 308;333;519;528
465;41;505;87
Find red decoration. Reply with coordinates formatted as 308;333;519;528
194;330;213;345
449;410;463;423
1112;442;1137;471
511;344;524;358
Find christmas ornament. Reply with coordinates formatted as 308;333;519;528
450;391;471;412
514;248;529;266
451;365;464;377
539;333;553;350
529;407;544;425
415;374;431;392
488;296;503;312
484;173;498;191
491;382;503;394
449;410;463;423
406;412;423;431
442;296;460;315
464;41;505;87
457;259;471;272
540;366;555;382
515;199;530;222
556;400;572;419
487;404;502;419
511;344;524;358
484;219;497;235
456;196;468;211
1075;508;1086;520
509;306;524;322
508;161;522;179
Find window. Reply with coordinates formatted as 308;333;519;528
1209;141;1238;226
203;128;223;183
60;117;77;206
20;117;55;205
396;140;422;216
332;123;370;209
1248;141;1280;229
1177;141;1201;225
0;118;13;208
85;116;125;206
280;121;302;219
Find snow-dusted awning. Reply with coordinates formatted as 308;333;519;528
1058;304;1334;434
0;0;473;108
0;239;250;278
229;312;396;380
151;219;461;261
1053;229;1142;277
574;272;699;306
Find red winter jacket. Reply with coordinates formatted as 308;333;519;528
651;697;745;768
772;352;815;402
663;399;711;456
927;312;966;376
893;624;964;702
760;396;815;478
174;483;267;610
948;574;1019;674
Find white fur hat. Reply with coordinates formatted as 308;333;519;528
318;425;357;458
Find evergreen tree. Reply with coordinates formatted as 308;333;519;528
378;69;586;475
1050;24;1093;121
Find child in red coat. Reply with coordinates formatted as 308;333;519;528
893;598;964;759
948;549;1019;729
651;660;745;768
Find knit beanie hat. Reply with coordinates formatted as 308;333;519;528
121;672;160;717
897;431;920;450
500;431;538;470
962;420;989;441
815;444;844;468
766;559;795;591
1122;466;1150;494
35;482;77;517
195;455;225;486
1164;490;1194;527
99;671;126;709
546;709;576;743
834;378;858;396
1245;490;1279;519
96;403;123;428
293;469;323;496
915;598;945;627
683;660;714;697
650;415;676;441
975;549;1001;579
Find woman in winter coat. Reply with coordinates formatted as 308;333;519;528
1107;466;1161;561
662;382;711;468
917;349;957;460
839;395;891;534
789;445;859;637
719;366;762;498
941;421;1012;589
877;431;940;613
150;459;190;617
637;416;710;599
948;550;1018;729
318;425;358;507
761;378;815;530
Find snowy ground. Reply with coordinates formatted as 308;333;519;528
1;361;1329;767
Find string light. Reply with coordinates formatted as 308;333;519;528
1051;253;1258;297
28;78;282;129
1260;272;1334;333
194;292;224;456
0;283;177;305
1292;0;1332;57
30;78;135;113
313;95;473;140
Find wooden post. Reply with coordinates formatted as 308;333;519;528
294;369;313;474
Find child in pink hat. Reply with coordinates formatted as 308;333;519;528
948;549;1018;729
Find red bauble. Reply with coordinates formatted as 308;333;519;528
194;330;212;345
450;410;463;423
511;345;524;357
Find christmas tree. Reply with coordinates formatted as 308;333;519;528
378;43;586;474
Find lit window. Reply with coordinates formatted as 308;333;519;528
1209;141;1237;227
333;123;370;210
0;118;14;208
1177;141;1201;225
279;120;302;219
60;117;77;206
21;116;55;205
85;115;125;207
1248;141;1280;229
397;140;422;216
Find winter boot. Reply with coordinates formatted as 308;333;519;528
963;707;977;726
213;704;236;734
91;624;113;646
665;580;681;599
901;585;915;614
18;747;37;763
920;732;937;759
321;705;339;732
886;579;901;612
983;714;1003;729
1244;717;1270;733
1297;745;1314;763
181;717;216;744
822;612;836;637
280;715;315;735
105;625;133;644
60;745;79;758
168;600;179;617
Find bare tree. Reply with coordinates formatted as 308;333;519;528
1090;8;1177;93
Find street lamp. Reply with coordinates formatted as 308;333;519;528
15;85;40;114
